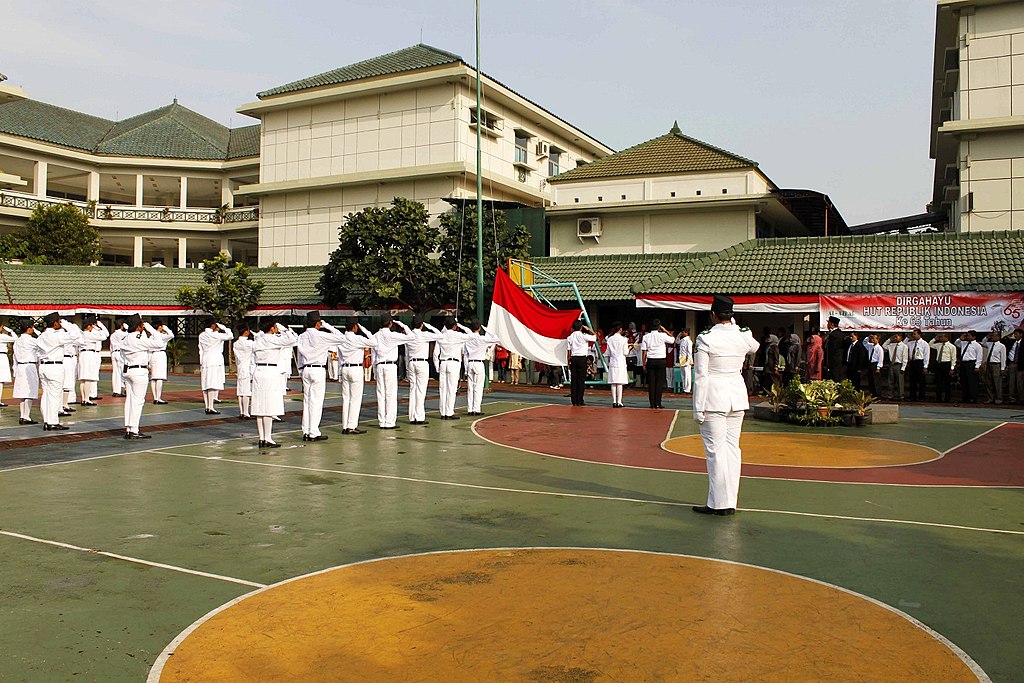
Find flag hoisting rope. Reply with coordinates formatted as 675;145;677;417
475;0;485;321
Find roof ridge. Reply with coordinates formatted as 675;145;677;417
669;128;757;167
98;102;229;155
629;240;757;294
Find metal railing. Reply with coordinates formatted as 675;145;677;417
0;190;258;224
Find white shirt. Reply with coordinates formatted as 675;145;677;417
198;325;233;367
372;323;415;364
253;328;299;364
908;338;930;369
934;341;957;369
567;330;596;357
120;324;175;365
60;322;84;357
692;323;761;415
436;327;474;363
984;340;1007;370
337;326;377;365
109;327;129;353
961;340;984;369
883;339;909;370
641;330;675;360
80;322;109;353
463;325;501;361
605;333;629;368
869;343;884;370
677;335;693;366
233;335;255;373
36;327;70;363
14;332;39;364
296;323;348;368
406;323;442;359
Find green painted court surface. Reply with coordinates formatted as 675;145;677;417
0;382;1022;681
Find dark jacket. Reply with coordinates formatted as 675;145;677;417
846;340;869;374
824;328;845;373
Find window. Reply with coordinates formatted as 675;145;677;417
470;109;501;136
722;188;728;194
597;196;603;202
670;191;676;197
696;190;702;196
621;194;626;200
548;150;561;176
574;198;579;203
514;132;529;165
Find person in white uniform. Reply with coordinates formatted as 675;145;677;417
250;319;299;447
198;319;233;414
233;322;255;420
118;314;175;439
462;320;500;416
296;312;348;441
372;315;415;429
12;319;40;424
146;317;173;405
692;294;760;516
676;329;693;394
60;319;83;413
605;322;631;408
275;333;294;420
35;313;77;430
641;320;676;409
337;319;378;434
76;315;108;406
0;321;16;407
435;317;474;420
566;320;597;407
108;320;129;397
405;316;443;425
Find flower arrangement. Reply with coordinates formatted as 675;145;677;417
770;378;875;426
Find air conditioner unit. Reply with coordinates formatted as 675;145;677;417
577;217;601;239
535;141;550;157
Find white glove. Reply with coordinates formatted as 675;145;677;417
693;411;705;424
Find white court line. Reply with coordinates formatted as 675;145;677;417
0;529;265;588
151;449;1024;537
147;546;990;683
941;422;1007;455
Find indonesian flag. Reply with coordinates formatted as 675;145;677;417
487;268;582;366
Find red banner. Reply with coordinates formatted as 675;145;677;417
819;292;1024;332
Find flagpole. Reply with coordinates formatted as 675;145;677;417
475;0;484;321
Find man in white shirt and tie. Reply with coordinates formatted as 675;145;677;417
1008;328;1023;404
566;319;597;407
882;333;909;401
677;329;693;394
372;315;415;429
959;331;984;404
930;333;958;403
641;319;676;409
983;331;1007;404
906;329;930;401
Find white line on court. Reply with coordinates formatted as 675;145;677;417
940;422;1007;455
150;449;1024;538
0;529;266;588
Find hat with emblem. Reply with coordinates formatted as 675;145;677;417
710;294;734;317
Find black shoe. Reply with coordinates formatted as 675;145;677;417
129;432;152;440
58;411;73;417
48;423;69;431
379;425;399;430
0;402;7;407
68;401;80;405
265;441;281;448
341;429;351;434
205;409;220;415
447;415;460;420
19;418;38;425
302;434;311;441
410;420;429;425
62;407;76;413
692;505;735;516
92;397;103;401
311;435;328;441
350;428;366;435
81;401;97;407
154;399;169;405
213;399;223;404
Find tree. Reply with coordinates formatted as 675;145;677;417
0;232;27;262
317;197;446;314
436;203;531;318
19;203;101;265
176;252;266;328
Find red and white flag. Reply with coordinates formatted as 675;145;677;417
487;268;582;366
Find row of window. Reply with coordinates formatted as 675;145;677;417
570;188;732;203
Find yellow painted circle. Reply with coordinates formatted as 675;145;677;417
155;549;979;682
665;433;939;468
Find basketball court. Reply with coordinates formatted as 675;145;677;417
0;381;1020;681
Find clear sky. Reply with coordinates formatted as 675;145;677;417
1;0;937;226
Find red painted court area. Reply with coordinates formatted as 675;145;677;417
475;405;1024;487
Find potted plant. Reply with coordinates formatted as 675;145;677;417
849;390;876;425
166;338;188;373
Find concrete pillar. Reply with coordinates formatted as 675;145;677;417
221;181;233;208
180;176;188;209
133;236;144;267
33;161;47;198
219;237;232;259
177;237;188;268
135;175;144;207
87;172;100;201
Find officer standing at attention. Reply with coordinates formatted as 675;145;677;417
147;318;173;405
233;323;255;420
641;319;676;409
692;294;760;516
36;313;77;430
405;316;443;425
566;319;597;407
77;315;109;406
462;320;501;416
435;317;474;420
337;319;378;435
198;318;234;414
296;312;349;441
118;314;175;439
60;317;83;413
108;319;129;397
251;319;299;447
12;319;40;424
372;315;415;429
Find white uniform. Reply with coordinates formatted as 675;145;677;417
435;326;474;417
198;325;233;390
296;323;348;438
605;333;630;386
693;322;760;511
120;324;175;434
372;323;415;428
108;326;129;394
13;331;40;421
78;322;109;382
60;322;83;402
0;326;15;386
463;326;501;414
406;323;442;422
338;326;377;430
251;329;299;417
233;335;255;398
36;326;72;426
147;325;171;381
677;335;693;393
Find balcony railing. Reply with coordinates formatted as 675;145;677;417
0;190;258;224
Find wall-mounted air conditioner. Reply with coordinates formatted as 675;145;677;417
577;217;601;240
535;141;550;158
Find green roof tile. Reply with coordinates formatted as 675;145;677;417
529;252;712;302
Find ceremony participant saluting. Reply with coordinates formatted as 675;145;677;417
251;319;298;447
147;318;173;405
296;312;348;441
36;313;77;430
60;318;83;414
692;295;760;516
77;315;108;406
12;319;40;424
677;328;693;394
338;319;378;434
641;319;675;409
119;314;174;439
605;322;631;408
463;320;500;416
0;321;16;407
566;319;597;407
406;316;442;425
233;323;255;420
372;315;415;429
198;319;233;414
108;320;129;397
435;317;474;419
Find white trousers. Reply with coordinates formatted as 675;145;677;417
698;410;745;510
438;360;461;416
375;363;399;427
63;356;77;391
680;365;692;393
112;357;124;394
301;367;327;437
123;369;149;432
466;361;485;413
39;365;64;425
407;359;431;422
341;365;364;430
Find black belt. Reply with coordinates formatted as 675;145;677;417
256;362;276;366
17;361;34;364
40;361;62;365
125;365;146;370
342;363;362;367
80;349;98;353
410;358;428;361
64;355;74;358
468;359;485;363
441;358;459;362
0;351;7;355
302;365;326;369
376;361;397;365
571;355;588;359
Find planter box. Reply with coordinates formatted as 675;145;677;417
750;403;781;422
869;403;899;424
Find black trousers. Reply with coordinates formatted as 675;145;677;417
934;361;952;402
647;358;667;408
569;356;588;406
960;364;980;403
907;359;926;400
866;368;878;397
